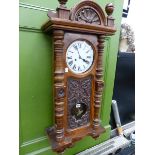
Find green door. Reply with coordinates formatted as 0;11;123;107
19;0;124;154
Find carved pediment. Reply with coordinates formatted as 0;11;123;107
43;0;115;34
70;0;106;25
74;8;101;25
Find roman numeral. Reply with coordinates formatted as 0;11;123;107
87;56;91;58
68;61;73;66
67;56;72;59
73;65;76;70
73;44;78;50
85;61;90;65
78;66;81;71
77;43;81;48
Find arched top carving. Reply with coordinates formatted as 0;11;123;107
70;0;106;25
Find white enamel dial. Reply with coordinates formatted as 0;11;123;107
66;40;94;74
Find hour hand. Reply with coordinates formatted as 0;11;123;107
82;58;89;64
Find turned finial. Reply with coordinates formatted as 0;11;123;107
58;0;68;8
105;3;114;16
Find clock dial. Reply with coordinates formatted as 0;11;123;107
66;40;94;74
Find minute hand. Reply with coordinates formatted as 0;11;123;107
76;48;82;59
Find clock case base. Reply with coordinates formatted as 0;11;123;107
46;125;105;153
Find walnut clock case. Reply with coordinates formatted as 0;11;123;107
42;0;116;153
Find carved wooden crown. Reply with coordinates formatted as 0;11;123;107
70;0;106;25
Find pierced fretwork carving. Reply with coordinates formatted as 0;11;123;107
75;8;101;25
67;76;92;129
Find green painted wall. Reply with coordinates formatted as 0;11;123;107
19;0;124;154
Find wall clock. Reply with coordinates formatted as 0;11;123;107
42;0;116;153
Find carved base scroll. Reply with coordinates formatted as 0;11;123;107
46;125;104;153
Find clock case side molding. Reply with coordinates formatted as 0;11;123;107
42;0;116;153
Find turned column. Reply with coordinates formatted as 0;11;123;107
53;30;65;142
93;35;105;130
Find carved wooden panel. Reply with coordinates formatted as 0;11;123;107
70;0;106;26
67;76;92;129
75;8;101;25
